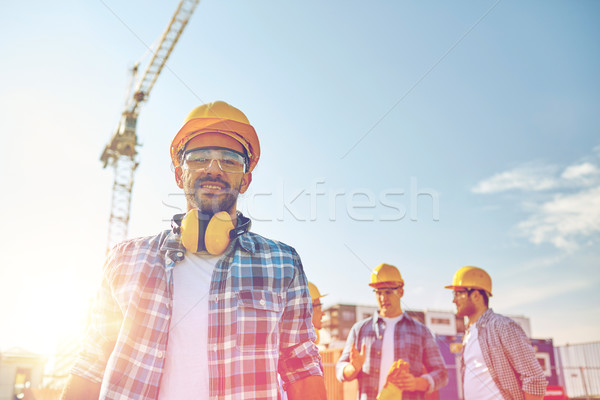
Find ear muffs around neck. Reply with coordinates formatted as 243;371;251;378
172;210;251;255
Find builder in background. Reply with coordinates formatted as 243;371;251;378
445;266;547;400
61;101;326;400
308;282;326;345
336;263;448;400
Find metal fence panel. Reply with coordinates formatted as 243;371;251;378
556;342;600;398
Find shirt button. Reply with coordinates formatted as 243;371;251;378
157;351;164;359
259;299;266;306
213;345;218;352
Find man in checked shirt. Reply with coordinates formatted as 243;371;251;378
336;263;448;400
445;266;547;400
61;101;327;399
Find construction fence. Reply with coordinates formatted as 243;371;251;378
321;341;600;400
555;342;600;399
320;348;438;400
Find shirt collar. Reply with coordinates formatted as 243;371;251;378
475;308;494;329
236;232;256;254
372;310;410;339
161;230;186;264
372;310;408;328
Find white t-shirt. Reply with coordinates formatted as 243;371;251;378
158;252;218;399
463;323;503;400
378;314;404;393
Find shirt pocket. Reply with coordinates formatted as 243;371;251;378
236;290;284;353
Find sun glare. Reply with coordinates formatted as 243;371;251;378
9;274;94;355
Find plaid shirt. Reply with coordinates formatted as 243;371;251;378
461;308;547;399
336;312;448;400
71;229;322;400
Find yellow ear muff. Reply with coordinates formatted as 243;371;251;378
205;211;234;255
180;209;203;253
180;209;234;255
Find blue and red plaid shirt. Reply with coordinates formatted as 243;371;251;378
336;312;448;400
71;229;322;399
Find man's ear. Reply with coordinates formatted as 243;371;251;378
239;172;252;194
174;166;184;189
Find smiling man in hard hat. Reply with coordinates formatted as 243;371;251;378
446;266;547;400
336;263;448;400
62;101;326;400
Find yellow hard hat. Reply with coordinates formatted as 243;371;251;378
308;282;327;300
170;101;261;172
445;266;493;296
369;263;404;288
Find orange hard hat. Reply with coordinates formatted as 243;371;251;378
170;101;261;172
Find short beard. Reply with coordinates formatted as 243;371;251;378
457;302;475;318
185;178;241;215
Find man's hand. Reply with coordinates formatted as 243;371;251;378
388;371;429;392
287;375;327;400
342;343;367;380
350;343;366;371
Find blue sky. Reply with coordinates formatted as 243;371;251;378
1;1;598;354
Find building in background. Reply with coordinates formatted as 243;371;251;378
320;303;533;348
0;348;46;400
320;304;377;348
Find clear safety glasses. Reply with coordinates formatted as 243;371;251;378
452;289;473;299
182;148;246;173
373;286;402;297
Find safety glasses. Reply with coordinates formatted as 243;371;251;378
373;286;402;296
452;289;473;299
182;148;246;173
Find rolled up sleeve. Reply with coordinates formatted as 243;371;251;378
502;321;548;397
278;253;323;388
422;331;449;393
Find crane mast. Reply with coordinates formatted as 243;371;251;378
100;0;199;251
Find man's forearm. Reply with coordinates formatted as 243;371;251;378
287;375;327;400
523;392;544;400
60;374;101;400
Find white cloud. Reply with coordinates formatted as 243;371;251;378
472;163;558;194
518;186;600;250
473;160;600;195
561;162;600;186
473;155;600;250
511;254;566;273
497;278;592;309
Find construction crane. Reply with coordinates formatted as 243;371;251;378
100;0;200;251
